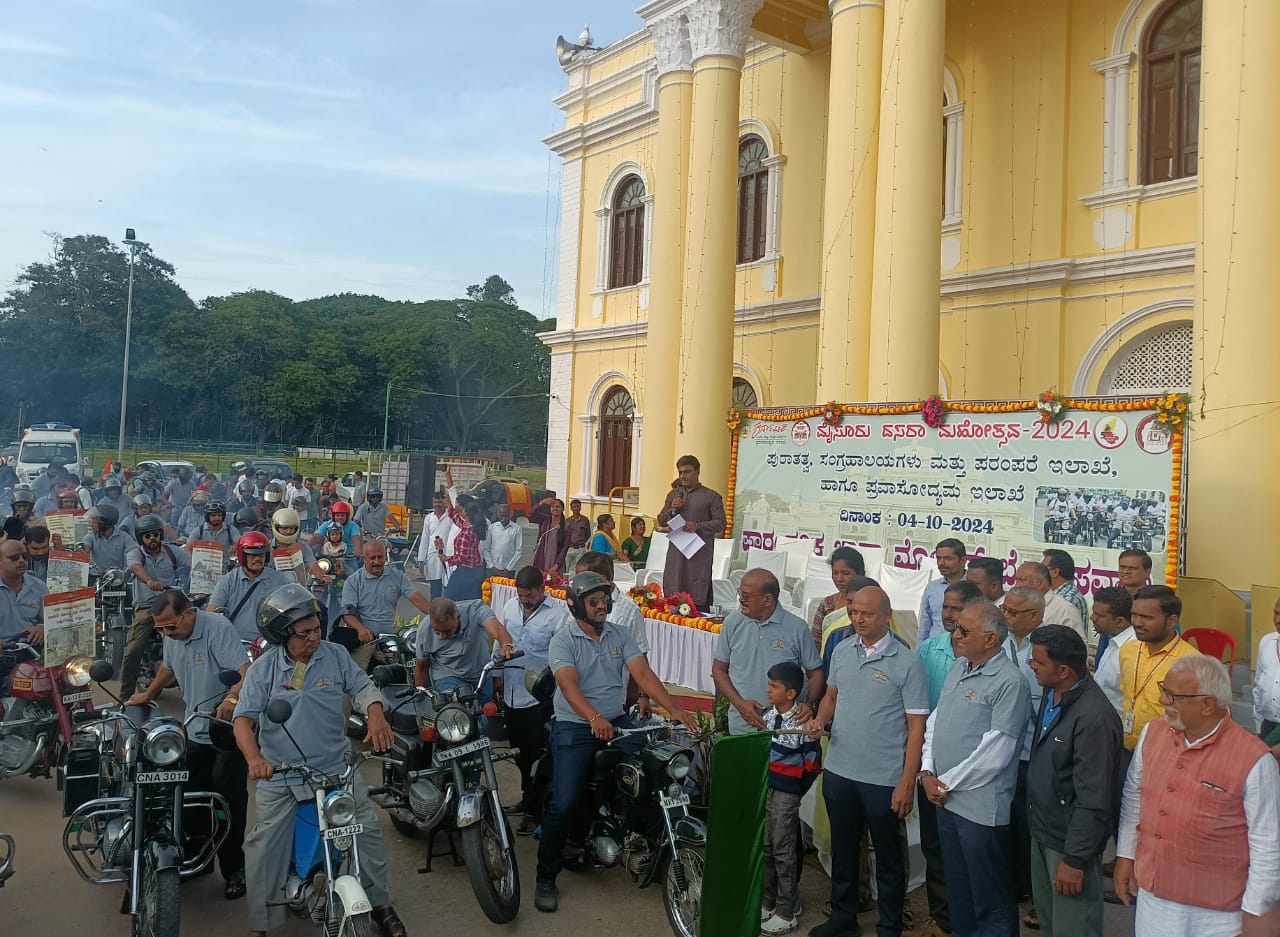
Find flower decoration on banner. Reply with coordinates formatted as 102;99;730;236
628;582;665;610
1036;390;1064;424
726;405;744;433
1155;392;1191;431
543;568;566;589
921;395;946;428
664;591;698;618
822;401;843;427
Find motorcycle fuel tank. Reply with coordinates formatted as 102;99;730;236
8;661;53;701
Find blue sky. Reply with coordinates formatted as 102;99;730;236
0;0;639;312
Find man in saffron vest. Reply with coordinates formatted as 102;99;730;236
1114;654;1280;937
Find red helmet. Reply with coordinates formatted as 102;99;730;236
236;531;271;566
330;501;352;518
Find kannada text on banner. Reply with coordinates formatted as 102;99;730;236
730;402;1182;593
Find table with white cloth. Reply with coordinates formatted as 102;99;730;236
485;580;717;694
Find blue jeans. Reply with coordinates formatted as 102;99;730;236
936;807;1018;937
536;715;637;884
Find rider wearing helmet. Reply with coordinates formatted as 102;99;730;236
227;478;257;517
124;587;250;900
353;486;400;538
183;499;240;560
265;507;321;579
163;466;196;525
30;459;63;502
310;500;363;566
120;513;193;697
234;583;403;937
174;489;211;539
532;571;698;913
3;486;36;540
32;481;69;519
82;504;132;576
101;474;134;521
207;532;288;642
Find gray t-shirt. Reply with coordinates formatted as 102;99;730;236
208;567;291;642
825;637;929;786
84;528;134;575
340;566;416;635
354;502;391;536
932;651;1031;825
714;605;821;734
161;610;245;744
414;600;495;688
548;620;643;725
0;573;48;641
127;542;191;605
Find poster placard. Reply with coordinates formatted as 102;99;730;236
45;509;88;548
272;545;307;586
188;540;224;596
729;399;1184;592
43;586;96;666
48;550;91;594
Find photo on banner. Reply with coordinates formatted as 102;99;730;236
188;540;224;596
729;399;1184;593
272;545;307;585
43;586;96;666
47;550;90;594
44;508;88;547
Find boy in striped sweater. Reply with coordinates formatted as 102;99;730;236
761;661;823;935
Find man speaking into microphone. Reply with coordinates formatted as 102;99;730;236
656;455;726;611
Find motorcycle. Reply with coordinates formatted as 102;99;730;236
96;568;130;679
61;661;234;937
260;696;382;937
366;653;523;924
532;713;706;937
0;643;98;781
1046;514;1073;545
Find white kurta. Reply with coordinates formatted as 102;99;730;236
416;510;454;582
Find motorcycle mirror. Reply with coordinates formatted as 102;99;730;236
218;669;240;687
369;664;396;687
89;660;115;683
265;698;293;724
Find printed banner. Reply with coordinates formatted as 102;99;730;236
48;550;90;594
188;540;224;596
729;400;1184;592
43;586;96;666
272;545;307;585
45;508;88;547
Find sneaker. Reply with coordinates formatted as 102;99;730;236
517;815;538;836
534;881;558;913
761;913;798;935
808;920;860;937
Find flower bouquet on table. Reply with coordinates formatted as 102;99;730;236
664;591;698;618
628;582;664;610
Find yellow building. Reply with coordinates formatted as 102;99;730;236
540;0;1278;594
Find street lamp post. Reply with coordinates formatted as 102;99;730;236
116;229;138;470
382;378;399;453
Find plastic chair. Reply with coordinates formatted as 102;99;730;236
746;548;789;584
1182;628;1237;677
712;538;734;580
646;531;670;574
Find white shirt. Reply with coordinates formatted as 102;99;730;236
484;520;523;572
1253;631;1280;729
416;510;454;581
609;585;649;655
1042;590;1086;639
1118;720;1280;932
1095;625;1136;714
497;595;571;709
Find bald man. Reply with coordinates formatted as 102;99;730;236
414;597;516;694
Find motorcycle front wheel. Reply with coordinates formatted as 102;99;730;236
459;798;520;924
136;858;180;937
662;845;705;937
339;907;375;937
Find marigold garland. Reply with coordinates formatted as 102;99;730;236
483;577;720;634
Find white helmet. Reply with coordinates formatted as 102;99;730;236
271;507;301;544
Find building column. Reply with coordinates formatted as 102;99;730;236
637;10;694;515
815;0;885;404
1187;0;1280;590
866;0;945;401
675;0;764;494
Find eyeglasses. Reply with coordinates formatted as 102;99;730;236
1003;606;1036;617
954;624;973;637
154;623;182;635
737;590;764;600
1157;681;1211;702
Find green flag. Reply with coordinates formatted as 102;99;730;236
699;731;771;937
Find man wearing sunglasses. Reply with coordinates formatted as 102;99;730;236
120;514;191;696
1114;654;1280;937
919;600;1031;937
0;541;47;680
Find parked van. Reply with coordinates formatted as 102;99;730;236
16;422;84;482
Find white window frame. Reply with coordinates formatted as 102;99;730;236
593;162;652;305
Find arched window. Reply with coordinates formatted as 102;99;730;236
737;136;769;264
608;176;646;289
732;377;759;410
597;386;635;496
1099;323;1193;395
1141;0;1201;184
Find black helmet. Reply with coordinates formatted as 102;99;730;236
10;486;33;506
134;514;164;535
524;663;556;705
367;487;382;501
87;504;120;529
204;500;226;518
257;582;322;645
234;507;257;529
565;571;613;621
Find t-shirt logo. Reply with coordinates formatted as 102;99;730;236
316;677;331;688
873;670;888;682
194;653;206;664
963;689;977;702
609;646;623;657
771;640;786;650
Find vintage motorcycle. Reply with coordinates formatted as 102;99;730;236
261;696;381;937
61;661;233;937
366;654;523;924
95;567;130;678
527;666;705;937
0;643;98;781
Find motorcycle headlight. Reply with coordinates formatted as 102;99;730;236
436;705;474;744
142;722;186;766
64;656;93;687
324;790;357;827
666;752;692;781
101;568;126;589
